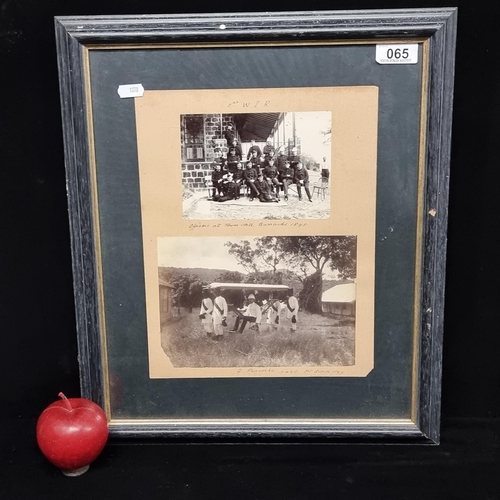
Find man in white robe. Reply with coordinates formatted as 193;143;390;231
212;288;228;339
199;289;214;337
285;290;299;332
267;297;281;330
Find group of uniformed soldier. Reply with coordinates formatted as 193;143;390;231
210;123;313;203
199;288;300;340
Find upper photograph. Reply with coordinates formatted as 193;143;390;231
181;111;331;220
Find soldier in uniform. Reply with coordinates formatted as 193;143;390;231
294;162;313;202
231;138;243;158
233;162;244;199
255;173;279;203
226;146;241;174
218;172;238;202
263;157;281;198
279;159;295;201
276;149;288;176
246;139;262;159
210;163;224;200
263;140;275;158
243;161;260;201
288;146;301;171
199;289;214;338
249;150;261;174
223;122;236;146
212;288;228;340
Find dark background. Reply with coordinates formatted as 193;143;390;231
1;1;498;499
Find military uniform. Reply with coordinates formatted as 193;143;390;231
211;168;224;198
280;164;295;199
294;167;312;201
288;154;301;171
226;152;241;174
223;127;235;146
255;178;279;202
243;165;260;199
218;173;238;202
247;144;262;159
263;163;281;196
263;144;275;158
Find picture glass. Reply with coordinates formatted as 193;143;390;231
87;43;423;421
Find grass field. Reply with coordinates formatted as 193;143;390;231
161;309;354;368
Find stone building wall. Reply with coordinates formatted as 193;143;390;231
181;162;212;190
182;114;238;190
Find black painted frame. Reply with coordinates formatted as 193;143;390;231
54;9;457;443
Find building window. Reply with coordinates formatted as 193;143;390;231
182;115;205;161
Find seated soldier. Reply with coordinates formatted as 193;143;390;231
263;140;274;158
276;149;288;177
226;147;241;174
246;139;262;160
230;294;262;333
294;162;313;202
233;162;244;199
257;153;267;174
218;172;238;202
279;159;295;201
263;158;281;199
231;138;243;158
243;161;260;201
210;163;224;200
249;150;261;174
254;173;279;203
266;148;277;166
288;146;301;171
213;148;225;167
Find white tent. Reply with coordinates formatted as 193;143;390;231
321;283;356;316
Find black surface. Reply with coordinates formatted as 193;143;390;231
1;0;499;497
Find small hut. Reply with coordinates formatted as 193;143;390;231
321;283;356;316
159;278;174;325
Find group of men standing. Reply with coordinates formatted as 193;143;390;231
210;123;314;203
199;288;299;340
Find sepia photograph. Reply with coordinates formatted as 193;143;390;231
181;111;331;220
158;235;356;368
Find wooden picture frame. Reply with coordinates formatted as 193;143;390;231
55;8;457;443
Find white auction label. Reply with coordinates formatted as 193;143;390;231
376;44;418;64
117;84;145;98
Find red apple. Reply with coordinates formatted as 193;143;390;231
36;393;108;476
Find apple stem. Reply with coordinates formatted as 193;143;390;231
58;392;73;411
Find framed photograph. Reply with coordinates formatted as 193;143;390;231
55;9;457;443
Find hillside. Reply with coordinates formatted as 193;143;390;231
158;267;243;284
158;267;351;294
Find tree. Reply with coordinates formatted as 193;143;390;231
170;274;206;312
225;237;287;283
272;236;356;312
329;236;356;280
215;270;243;283
299;271;323;314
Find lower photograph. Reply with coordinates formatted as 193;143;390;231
157;235;357;370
